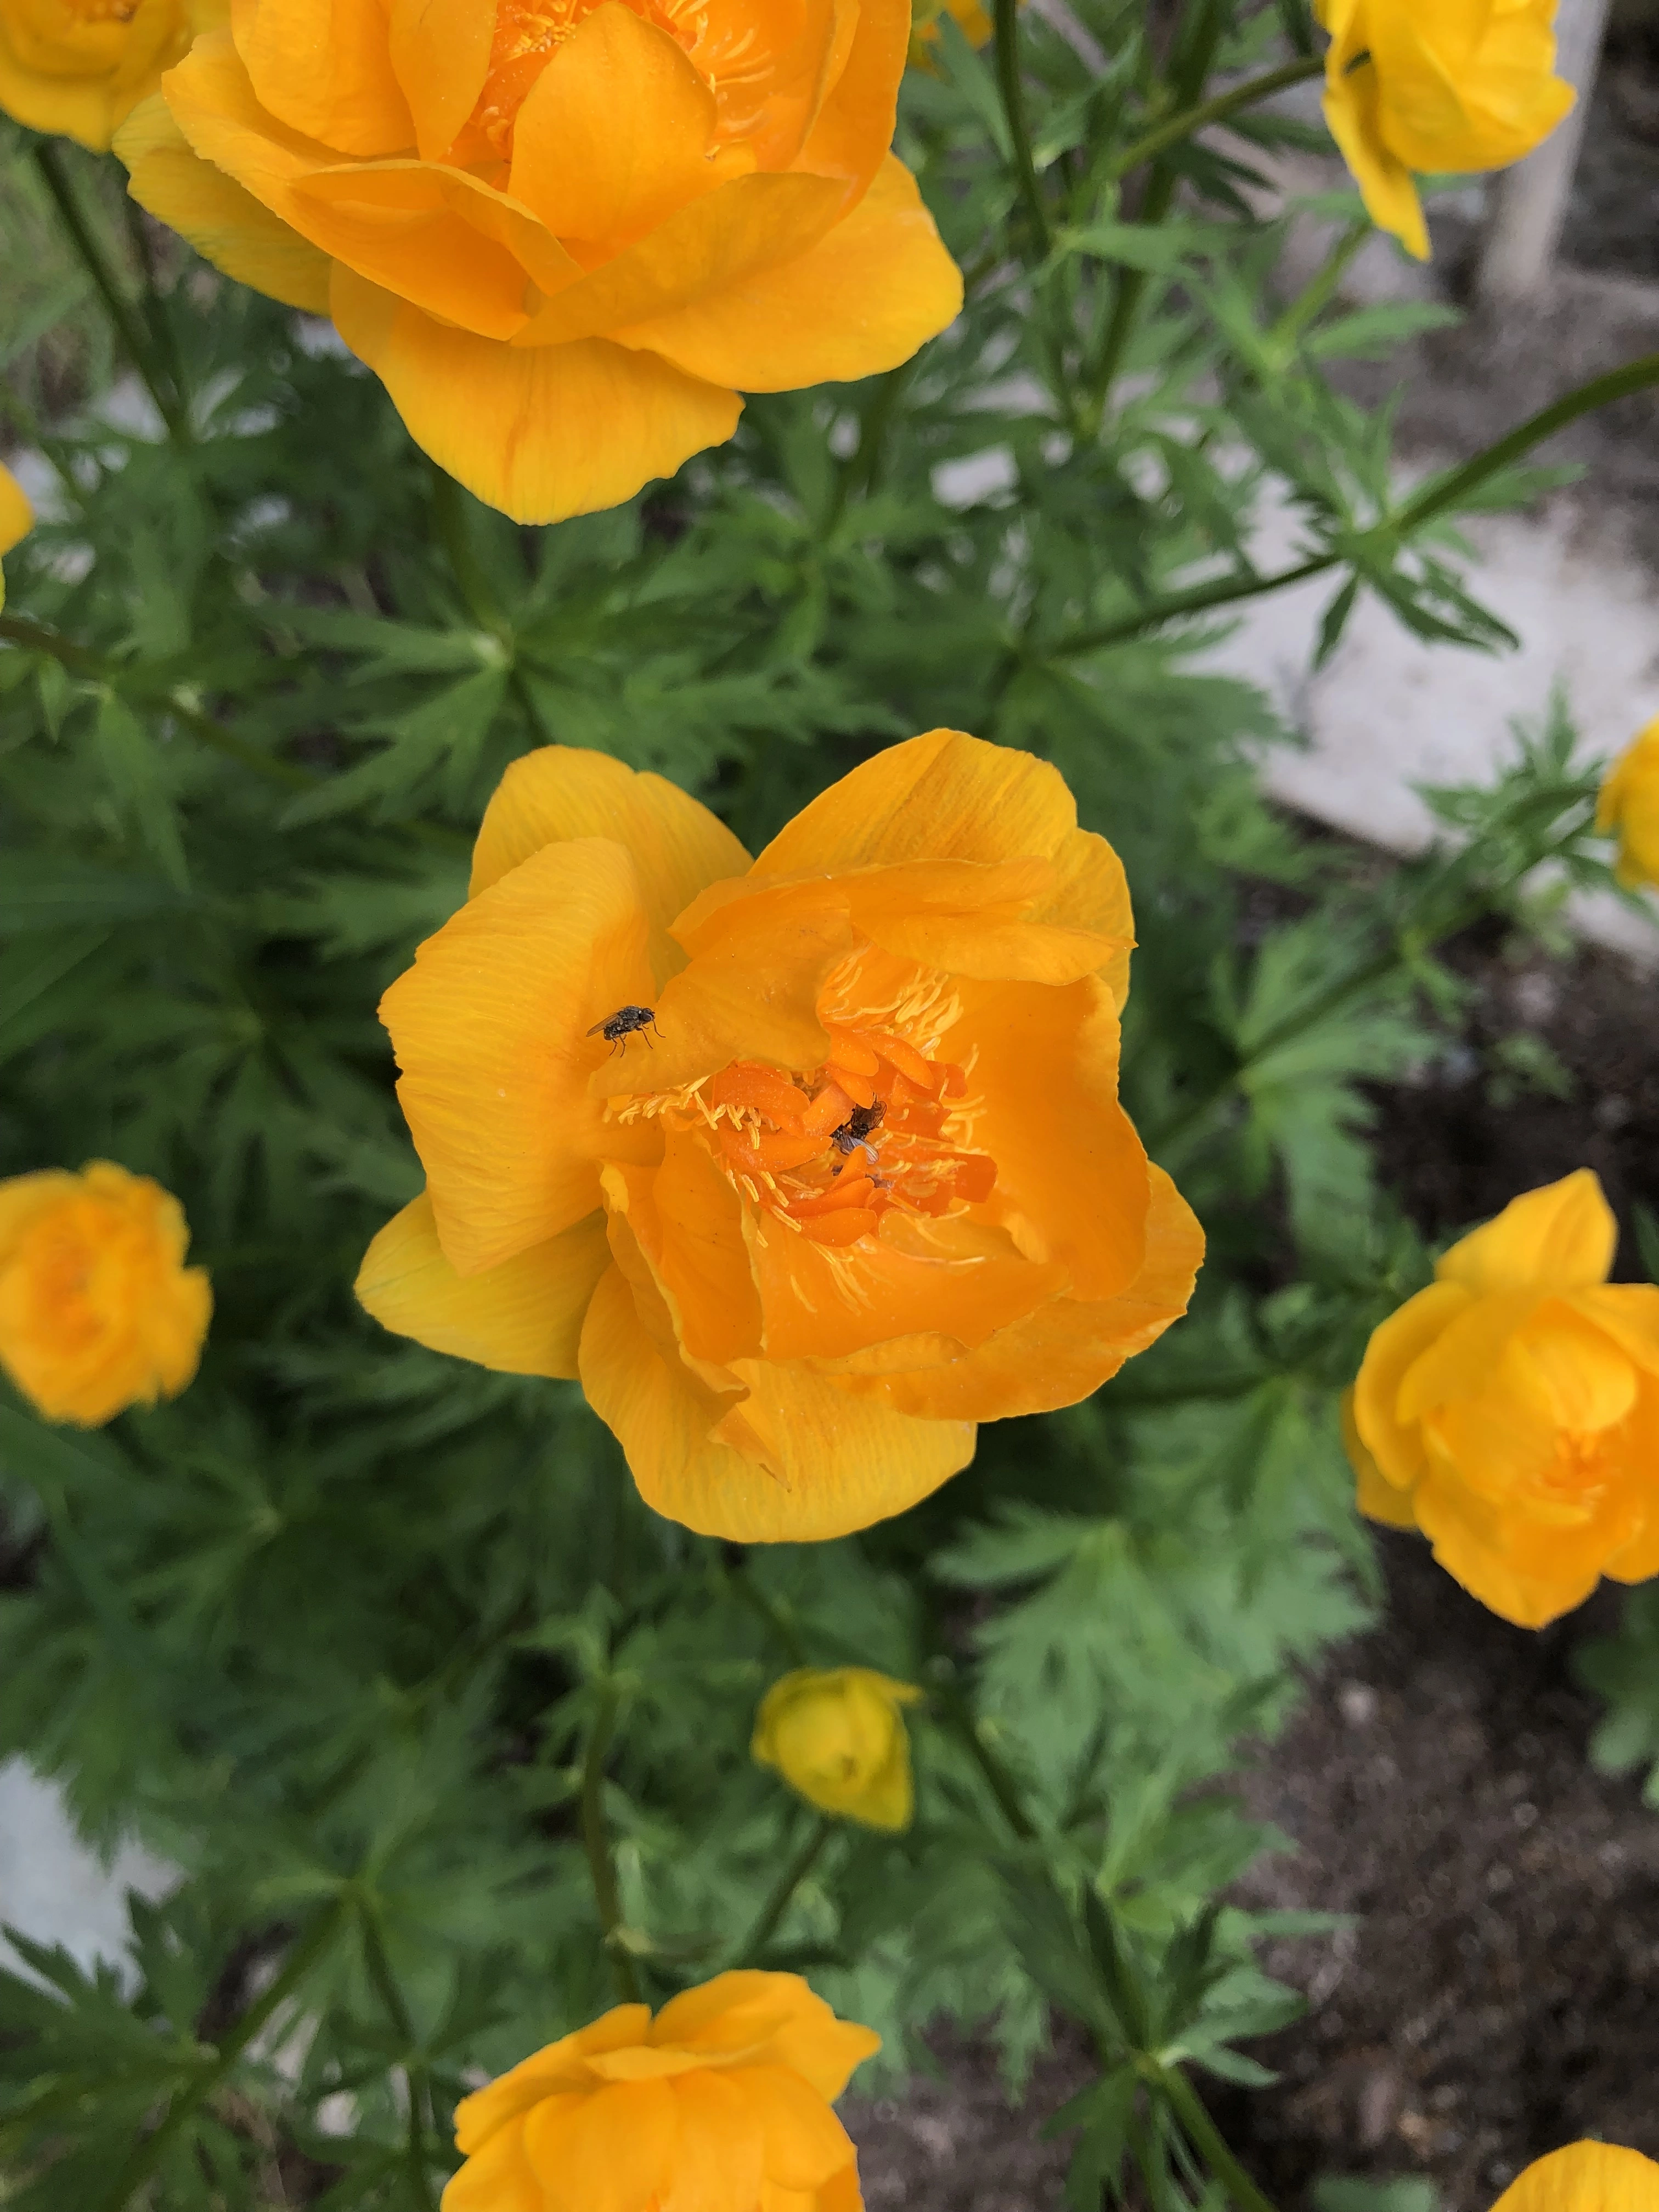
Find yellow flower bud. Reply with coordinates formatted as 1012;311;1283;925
0;1162;212;1426
1489;2141;1659;2212
1316;0;1575;259
0;462;30;613
1346;1169;1659;1628
752;1667;922;1832
1597;717;1659;892
0;0;223;153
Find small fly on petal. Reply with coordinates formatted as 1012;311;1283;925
588;1005;660;1055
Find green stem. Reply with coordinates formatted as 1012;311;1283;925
934;1678;1038;1842
32;140;187;445
97;1905;347;2212
1265;217;1369;357
732;1815;835;1967
1153;2061;1282;2212
1108;53;1324;178
357;1903;439;2212
582;1684;642;2004
121;191;191;424
993;0;1051;261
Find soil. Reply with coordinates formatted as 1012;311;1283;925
842;921;1659;2211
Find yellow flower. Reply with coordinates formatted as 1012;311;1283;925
442;1971;879;2212
0;1161;212;1426
909;0;994;67
356;731;1204;1544
1491;2142;1659;2212
1317;0;1575;259
0;462;31;613
1347;1169;1659;1628
752;1668;921;1830
0;0;219;150
1597;716;1659;892
115;0;963;526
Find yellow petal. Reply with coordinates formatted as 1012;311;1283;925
469;745;749;981
664;2072;766;2212
509;3;722;244
577;1264;972;1541
612;155;961;392
331;267;743;523
1412;1460;1600;1628
0;37;120;147
1605;1387;1659;1584
0;463;33;599
1393;1288;1538;1425
524;2076;678;2212
1323;63;1430;261
1346;1390;1420;1530
842;1163;1202;1420
454;2009;651;2155
603;1149;761;1369
793;0;906;190
117;91;333;313
1489;2143;1659;2212
229;0;413;154
1435;1169;1617;1295
742;2063;856;2190
387;0;492;160
1350;1278;1471;1488
1567;1283;1659;1379
380;836;659;1275
1508;1301;1639;1435
355;1190;608;1377
651;1973;880;2098
439;2111;548;2212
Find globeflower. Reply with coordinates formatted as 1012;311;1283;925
442;1971;878;2212
0;1161;212;1426
1347;1169;1659;1628
115;0;963;525
357;730;1203;1543
1317;0;1574;260
1491;2142;1659;2212
0;461;30;611
753;1667;921;1830
0;0;218;150
1597;717;1659;891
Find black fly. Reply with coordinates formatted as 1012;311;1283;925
829;1098;885;1173
588;1005;660;1055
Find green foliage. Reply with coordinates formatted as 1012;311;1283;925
0;0;1644;2202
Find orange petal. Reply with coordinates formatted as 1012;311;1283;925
1351;1278;1471;1489
578;1266;971;1540
657;1976;880;2098
469;746;749;980
0;462;33;562
1436;1169;1617;1296
796;1208;879;1245
442;2110;550;2212
664;2072;766;2212
380;836;659;1276
611;154;961;393
387;0;492;159
229;0;412;154
1345;1390;1420;1531
524;2076;678;2212
605;1142;763;1369
793;0;906;190
1489;2143;1659;2212
1412;1461;1602;1629
331;266;743;523
354;1191;608;1378
509;3;723;244
839;1164;1202;1421
739;2063;855;2191
116;91;333;312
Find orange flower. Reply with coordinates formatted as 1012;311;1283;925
442;1971;878;2212
357;731;1204;1542
1597;716;1659;893
1347;1169;1659;1627
115;0;962;524
1490;2142;1659;2212
0;0;219;150
0;462;30;611
0;1161;212;1426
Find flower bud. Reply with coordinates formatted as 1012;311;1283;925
0;1162;212;1426
752;1667;922;1831
1597;718;1659;893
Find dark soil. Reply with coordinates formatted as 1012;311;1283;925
843;924;1659;2211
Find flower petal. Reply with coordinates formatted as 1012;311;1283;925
651;1973;881;2097
736;2064;855;2191
578;1263;972;1541
440;2109;550;2212
229;0;413;153
1323;63;1429;261
117;91;334;312
470;745;749;983
612;154;961;392
1351;1278;1471;1487
387;0;492;160
662;2072;766;2212
355;1191;608;1377
380;836;659;1274
1489;2143;1659;2212
0;465;31;562
793;0;906;189
1435;1169;1617;1295
509;3;724;244
331;267;743;523
526;2078;678;2212
1411;1460;1600;1629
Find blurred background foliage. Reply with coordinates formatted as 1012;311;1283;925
0;0;1649;2203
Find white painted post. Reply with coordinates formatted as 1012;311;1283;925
1475;0;1612;302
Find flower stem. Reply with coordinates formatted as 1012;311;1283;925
1152;2059;1282;2212
357;1900;440;2212
1107;53;1324;179
97;1903;348;2212
732;1814;836;1967
933;1676;1038;1841
993;0;1051;261
33;139;188;445
582;1683;642;2004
